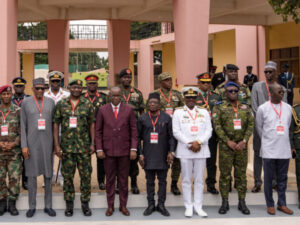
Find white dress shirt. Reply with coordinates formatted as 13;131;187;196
44;88;70;105
111;103;121;114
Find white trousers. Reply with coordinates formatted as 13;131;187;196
180;158;206;209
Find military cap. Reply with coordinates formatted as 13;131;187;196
225;64;239;71
0;85;12;94
33;77;45;86
47;71;64;81
246;65;253;69
158;72;172;81
196;72;211;81
148;92;160;101
69;79;83;86
12;77;26;86
85;74;99;83
224;81;240;91
265;61;277;70
181;86;200;97
119;68;132;78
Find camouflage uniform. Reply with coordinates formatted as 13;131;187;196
212;100;254;200
196;90;220;188
53;97;95;202
0;104;21;201
120;85;145;182
153;87;184;183
215;81;251;105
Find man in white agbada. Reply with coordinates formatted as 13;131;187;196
172;86;212;217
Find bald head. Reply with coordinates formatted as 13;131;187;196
109;86;122;106
269;83;284;104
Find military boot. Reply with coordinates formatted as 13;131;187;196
8;199;18;216
0;198;7;216
238;199;250;215
65;201;73;217
218;198;229;214
81;202;92;216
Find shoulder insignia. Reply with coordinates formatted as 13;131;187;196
216;100;222;105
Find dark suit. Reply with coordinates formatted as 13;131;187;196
95;103;138;208
278;72;295;106
243;74;258;91
212;72;225;89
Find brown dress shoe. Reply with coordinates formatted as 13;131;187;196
105;208;114;216
251;185;261;193
267;207;275;215
277;206;294;215
119;206;130;216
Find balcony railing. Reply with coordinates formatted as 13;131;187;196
69;24;107;40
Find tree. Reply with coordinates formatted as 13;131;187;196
269;0;300;23
130;22;161;40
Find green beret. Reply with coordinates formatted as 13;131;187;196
69;79;83;86
158;72;172;81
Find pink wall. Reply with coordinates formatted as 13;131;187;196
107;20;131;86
47;20;70;82
173;0;210;85
257;26;266;81
0;0;18;85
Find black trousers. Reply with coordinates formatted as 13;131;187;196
287;93;294;106
145;169;168;206
129;158;139;183
97;158;105;184
206;131;218;187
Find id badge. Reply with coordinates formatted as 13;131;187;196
38;119;46;130
165;108;174;116
150;132;158;144
233;119;242;130
1;124;8;136
276;125;284;135
69;117;77;128
190;125;199;135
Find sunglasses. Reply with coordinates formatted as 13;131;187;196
200;81;210;84
35;87;45;91
264;70;273;74
227;90;239;93
185;96;197;99
51;80;60;83
14;85;24;88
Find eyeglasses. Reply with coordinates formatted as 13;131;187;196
227;90;239;93
264;70;273;74
35;87;45;91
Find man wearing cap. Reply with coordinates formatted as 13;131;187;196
11;77;30;190
278;64;295;106
243;66;258;91
138;92;175;217
212;65;226;90
215;64;251;105
212;81;253;215
53;79;95;217
119;68;144;194
153;72;184;196
83;74;107;191
0;85;21;216
173;86;212;217
251;61;287;193
21;78;56;218
196;73;220;195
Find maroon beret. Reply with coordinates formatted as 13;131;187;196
0;85;12;94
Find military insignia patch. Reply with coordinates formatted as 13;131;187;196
212;113;217;118
240;105;247;109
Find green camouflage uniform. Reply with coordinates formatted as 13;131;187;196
53;96;95;202
215;81;251;105
289;104;300;204
0;104;21;201
212;100;254;200
153;87;184;182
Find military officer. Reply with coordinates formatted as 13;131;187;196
243;66;258;91
119;68;145;194
196;73;220;194
215;64;251;105
278;64;295;106
212;65;226;90
11;77;30;190
53;79;95;217
153;72;184;195
212;82;254;215
0;85;21;216
83;74;107;190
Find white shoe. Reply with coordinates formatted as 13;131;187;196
184;208;193;217
194;207;208;217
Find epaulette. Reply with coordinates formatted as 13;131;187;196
216;100;222;105
172;89;181;94
175;106;183;110
196;105;205;109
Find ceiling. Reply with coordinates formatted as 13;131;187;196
18;0;285;25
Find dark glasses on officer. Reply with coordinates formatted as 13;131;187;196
185;96;197;99
200;81;210;84
264;70;273;74
227;90;239;93
51;80;60;83
14;85;24;88
35;87;45;91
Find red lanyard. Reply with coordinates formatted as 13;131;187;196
0;110;10;123
70;98;80;116
159;89;171;105
123;89;133;103
231;101;239;118
265;81;271;98
14;99;22;107
87;93;96;103
187;108;197;122
148;111;160;132
33;95;44;118
270;101;282;123
199;92;209;108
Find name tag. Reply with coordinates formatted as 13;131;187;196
38;119;46;130
150;132;158;144
190;125;198;135
233;119;241;130
1;124;8;136
276;125;284;135
165;108;173;116
69;117;77;128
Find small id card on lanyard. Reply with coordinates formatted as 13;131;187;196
276;125;285;135
33;96;46;131
149;111;160;144
187;109;198;135
0;110;10;136
70;99;80;128
270;101;284;136
190;125;199;135
38;119;46;130
231;102;241;130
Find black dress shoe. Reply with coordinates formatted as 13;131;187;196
207;186;219;194
171;185;181;195
251;185;261;193
44;208;56;217
143;205;155;216
156;204;170;216
26;209;36;218
131;186;140;194
81;202;92;216
99;182;105;190
0;198;7;216
218;199;229;214
22;182;28;190
65;201;74;217
238;200;250;215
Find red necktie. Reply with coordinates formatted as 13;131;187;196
114;106;118;119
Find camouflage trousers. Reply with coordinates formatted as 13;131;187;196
219;142;248;200
61;152;92;202
0;154;22;200
171;157;181;182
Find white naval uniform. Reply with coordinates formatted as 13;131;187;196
172;105;212;210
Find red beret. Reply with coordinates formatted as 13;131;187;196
0;85;12;94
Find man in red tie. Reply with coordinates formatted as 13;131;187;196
95;86;138;216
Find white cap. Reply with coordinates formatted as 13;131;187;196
265;61;277;70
